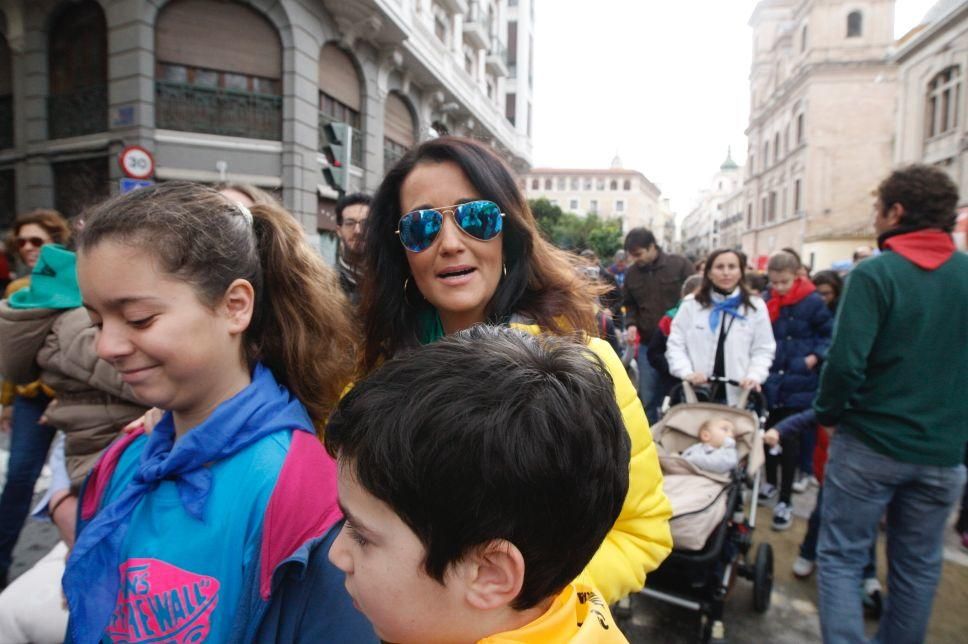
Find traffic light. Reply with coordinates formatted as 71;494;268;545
322;122;352;195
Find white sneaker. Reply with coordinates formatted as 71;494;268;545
792;477;810;493
772;501;793;530
758;482;778;500
792;556;815;578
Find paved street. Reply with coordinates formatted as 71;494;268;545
621;484;968;643
3;437;967;642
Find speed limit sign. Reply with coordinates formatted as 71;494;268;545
118;145;155;180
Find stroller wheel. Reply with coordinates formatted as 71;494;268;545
753;543;774;613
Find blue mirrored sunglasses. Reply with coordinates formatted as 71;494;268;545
396;200;505;253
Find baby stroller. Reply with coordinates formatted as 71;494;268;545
636;377;772;643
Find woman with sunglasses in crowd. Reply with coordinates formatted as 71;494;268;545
357;136;672;604
0;209;71;590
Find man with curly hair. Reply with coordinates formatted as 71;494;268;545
814;164;968;643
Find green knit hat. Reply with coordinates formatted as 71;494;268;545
9;244;82;310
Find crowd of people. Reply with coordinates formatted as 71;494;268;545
0;141;963;644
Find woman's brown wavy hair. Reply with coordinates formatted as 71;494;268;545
6;209;71;255
358;136;602;373
76;181;356;434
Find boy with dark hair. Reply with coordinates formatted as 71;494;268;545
325;326;631;643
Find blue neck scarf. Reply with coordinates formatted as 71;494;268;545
63;363;314;644
709;293;746;334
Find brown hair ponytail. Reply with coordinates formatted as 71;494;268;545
248;203;356;431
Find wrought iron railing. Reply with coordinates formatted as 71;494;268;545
47;85;107;139
0;95;12;149
156;81;282;140
318;111;363;168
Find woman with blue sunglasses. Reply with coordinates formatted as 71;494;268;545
357;136;672;605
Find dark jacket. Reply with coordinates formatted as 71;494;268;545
623;249;693;337
337;253;360;306
762;291;832;410
814;232;968;467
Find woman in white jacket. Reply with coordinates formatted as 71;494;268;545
666;249;775;406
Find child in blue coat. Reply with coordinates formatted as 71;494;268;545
761;251;832;531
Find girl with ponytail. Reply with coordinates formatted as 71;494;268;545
62;182;374;643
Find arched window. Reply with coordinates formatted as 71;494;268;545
610;179;618;190
847;11;862;38
155;0;282;140
319;43;363;166
0;34;11;149
925;66;961;138
48;0;107;139
384;92;416;172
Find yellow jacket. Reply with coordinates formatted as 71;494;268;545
479;583;627;643
511;323;673;604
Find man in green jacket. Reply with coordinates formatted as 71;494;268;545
815;164;968;644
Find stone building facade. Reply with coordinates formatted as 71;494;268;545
522;159;669;241
742;0;897;271
679;151;743;260
894;0;966;200
0;0;532;260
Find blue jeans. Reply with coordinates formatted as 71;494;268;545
801;486;876;579
818;431;966;644
0;394;56;574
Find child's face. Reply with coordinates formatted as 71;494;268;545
768;270;796;295
329;463;465;644
78;241;250;428
700;420;734;448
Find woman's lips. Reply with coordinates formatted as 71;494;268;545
437;266;477;285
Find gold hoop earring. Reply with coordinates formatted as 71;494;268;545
403;277;409;293
503;263;508;277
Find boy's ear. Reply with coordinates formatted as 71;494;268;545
458;539;526;611
222;278;255;334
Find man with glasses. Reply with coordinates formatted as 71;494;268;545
335;193;372;305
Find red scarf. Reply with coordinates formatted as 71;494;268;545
766;277;816;322
881;229;955;270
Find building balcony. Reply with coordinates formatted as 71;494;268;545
438;0;468;13
0;95;12;149
462;3;489;49
486;39;508;76
318;111;364;168
156;81;282;141
47;85;107;140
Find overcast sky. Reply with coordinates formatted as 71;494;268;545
530;0;939;216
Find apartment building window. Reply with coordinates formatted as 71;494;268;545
570;177;579;190
544;178;552;189
796;113;805;144
926;66;961;138
569;198;579;211
589;199;598;213
615;199;625;212
784;124;790;152
761;196;768;224
596;178;605;190
801;25;808;53
794;179;802;213
531;178;539;190
507;21;517;75
155;0;282;141
505;92;516;125
623;179;631;190
48;0;107;139
584;178;593;190
782;187;787;219
609;179;617;190
748;153;755;175
763;141;770;167
384;92;416;171
747;203;753;228
435;14;448;43
847;11;862;38
556;177;566;190
774;132;781;161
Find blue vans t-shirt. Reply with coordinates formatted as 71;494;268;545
97;430;292;643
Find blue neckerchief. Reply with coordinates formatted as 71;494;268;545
63;363;313;644
709;293;746;334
